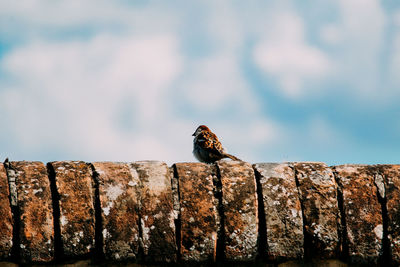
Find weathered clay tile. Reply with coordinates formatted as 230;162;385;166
334;165;382;265
174;163;218;262
131;161;176;262
217;161;258;261
376;165;400;264
51;161;95;257
293;162;340;258
11;161;54;262
0;163;12;259
92;162;140;261
254;163;303;260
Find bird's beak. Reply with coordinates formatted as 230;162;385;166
192;133;195;136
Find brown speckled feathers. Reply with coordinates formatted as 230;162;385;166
192;125;241;163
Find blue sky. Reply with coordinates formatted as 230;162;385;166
0;0;399;165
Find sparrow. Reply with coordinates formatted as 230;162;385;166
192;125;241;163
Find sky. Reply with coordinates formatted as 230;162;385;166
0;0;399;165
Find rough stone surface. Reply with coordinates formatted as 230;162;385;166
218;161;258;261
0;164;12;259
293;162;340;258
11;161;54;262
376;165;400;264
334;165;382;265
174;163;218;262
254;163;303;260
131;161;176;262
51;161;95;257
92;162;140;261
0;160;397;265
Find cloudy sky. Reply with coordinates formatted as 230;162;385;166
0;0;399;165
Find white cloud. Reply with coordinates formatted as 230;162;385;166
0;1;180;46
252;0;394;102
338;0;385;34
20;0;128;25
389;31;400;88
180;54;258;113
204;1;244;53
178;1;257;112
253;12;332;98
0;1;290;164
320;24;342;45
333;0;387;96
2;34;182;123
0;33;184;162
389;9;400;89
394;11;400;27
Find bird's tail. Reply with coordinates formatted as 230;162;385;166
223;153;242;161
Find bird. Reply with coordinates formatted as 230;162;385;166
192;125;241;163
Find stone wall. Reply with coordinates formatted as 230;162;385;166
0;160;399;266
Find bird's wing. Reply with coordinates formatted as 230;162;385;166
197;131;225;155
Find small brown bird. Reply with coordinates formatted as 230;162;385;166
192;125;241;163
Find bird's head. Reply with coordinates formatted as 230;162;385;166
192;125;210;136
